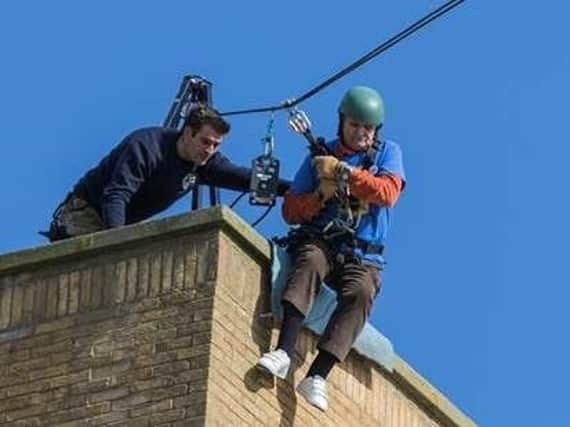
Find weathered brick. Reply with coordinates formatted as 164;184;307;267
57;273;69;317
90;265;104;310
130;376;175;393
78;410;128;426
0;392;42;413
161;251;174;294
78;268;92;312
20;284;35;324
183;248;197;289
5;403;46;422
50;370;89;388
192;309;212;322
28;363;69;381
68;377;111;395
45;276;60;320
90;386;130;403
149;252;162;297
3;417;42;427
111;392;153;411
148;360;190;377
128;398;173;418
31;336;73;356
68;270;81;314
140;307;180;322
172;368;208;385
3;378;51;398
10;283;24;326
149;408;185;424
34;316;75;335
134;351;178;369
176;320;211;337
101;263;117;307
31;279;47;323
173;418;204;427
1;277;14;328
45;402;110;425
172;251;185;290
90;359;131;380
0;348;29;364
192;332;211;346
114;261;127;304
125;257;137;302
148;384;188;401
175;343;209;360
137;254;150;298
172;391;207;410
155;335;192;352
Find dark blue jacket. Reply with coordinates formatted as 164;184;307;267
73;127;287;227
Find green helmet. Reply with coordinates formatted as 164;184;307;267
338;86;384;127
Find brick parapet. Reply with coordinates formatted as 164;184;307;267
0;206;475;426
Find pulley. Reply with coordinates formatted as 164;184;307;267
249;114;281;206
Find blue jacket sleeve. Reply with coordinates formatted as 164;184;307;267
380;141;406;188
289;154;318;194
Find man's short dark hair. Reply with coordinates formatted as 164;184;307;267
185;105;231;136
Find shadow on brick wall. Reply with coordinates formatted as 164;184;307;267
240;269;314;426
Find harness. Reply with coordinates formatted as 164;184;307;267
276;139;385;259
327;138;384;235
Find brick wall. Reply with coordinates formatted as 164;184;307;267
0;207;476;426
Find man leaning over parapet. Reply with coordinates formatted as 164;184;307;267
43;106;290;241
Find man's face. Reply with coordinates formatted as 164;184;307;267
341;117;376;151
182;124;224;165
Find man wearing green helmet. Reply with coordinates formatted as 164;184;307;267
257;86;406;411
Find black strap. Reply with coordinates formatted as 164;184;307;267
353;239;384;255
361;139;383;171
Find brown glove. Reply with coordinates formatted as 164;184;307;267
312;155;340;180
314;178;338;202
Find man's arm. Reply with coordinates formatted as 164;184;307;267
349;140;406;206
199;153;291;195
100;140;155;227
281;154;330;225
282;191;323;224
314;142;405;207
349;170;403;206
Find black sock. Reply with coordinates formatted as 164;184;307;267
276;301;305;359
307;350;338;380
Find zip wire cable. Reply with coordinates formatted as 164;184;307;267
228;0;465;229
221;0;465;116
251;205;273;228
230;191;247;209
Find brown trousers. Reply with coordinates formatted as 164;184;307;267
282;239;382;362
49;195;105;241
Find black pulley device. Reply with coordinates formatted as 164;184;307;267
249;116;280;206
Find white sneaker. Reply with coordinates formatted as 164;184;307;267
256;349;291;379
296;375;328;411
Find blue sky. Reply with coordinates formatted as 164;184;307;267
1;1;569;425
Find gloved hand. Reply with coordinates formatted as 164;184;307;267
314;178;337;202
312;155;340;180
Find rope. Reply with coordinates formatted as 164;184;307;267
221;0;465;116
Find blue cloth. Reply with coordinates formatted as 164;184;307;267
288;138;406;266
270;243;395;371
